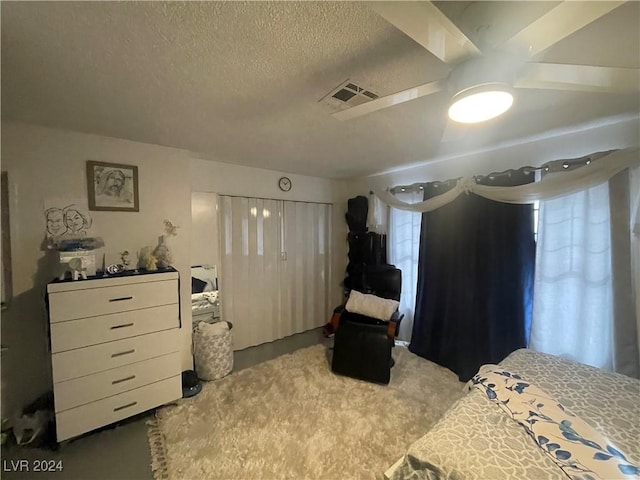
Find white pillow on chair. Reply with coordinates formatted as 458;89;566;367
345;290;399;321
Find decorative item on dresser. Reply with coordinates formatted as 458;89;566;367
46;268;182;442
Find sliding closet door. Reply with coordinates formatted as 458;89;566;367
280;201;332;338
219;196;332;350
219;196;283;350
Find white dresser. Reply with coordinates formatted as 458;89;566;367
47;269;182;442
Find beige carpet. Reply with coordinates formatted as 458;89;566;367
148;344;464;480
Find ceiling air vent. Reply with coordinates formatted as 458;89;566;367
320;80;379;111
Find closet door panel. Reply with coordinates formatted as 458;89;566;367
220;196;331;350
220;197;283;350
281;202;332;336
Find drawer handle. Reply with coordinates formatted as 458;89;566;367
111;349;135;358
109;296;133;302
113;401;137;412
110;323;134;330
112;375;136;385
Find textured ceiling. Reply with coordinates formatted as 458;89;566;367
2;1;639;178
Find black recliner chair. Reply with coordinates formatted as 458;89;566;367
331;265;403;385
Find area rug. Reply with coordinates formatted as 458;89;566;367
147;344;464;480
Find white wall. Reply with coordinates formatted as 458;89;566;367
191;192;220;269
190;157;346;203
0;123;354;417
190;157;351;310
354;114;640;192
1;123;193;418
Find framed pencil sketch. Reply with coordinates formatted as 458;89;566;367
87;160;139;212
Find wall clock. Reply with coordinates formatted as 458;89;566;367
278;176;292;192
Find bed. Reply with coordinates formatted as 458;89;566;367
385;348;640;480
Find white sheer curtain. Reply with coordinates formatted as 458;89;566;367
367;193;388;234
219;196;331;350
377;148;639;373
529;182;614;369
389;191;422;342
631;166;640;365
374;148;638;212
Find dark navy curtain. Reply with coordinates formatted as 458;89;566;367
409;169;535;382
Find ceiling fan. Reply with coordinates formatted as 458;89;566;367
332;1;639;140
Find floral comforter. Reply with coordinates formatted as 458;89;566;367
386;349;640;480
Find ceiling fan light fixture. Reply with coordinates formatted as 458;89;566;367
448;84;514;124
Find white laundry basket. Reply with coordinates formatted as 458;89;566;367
193;321;233;381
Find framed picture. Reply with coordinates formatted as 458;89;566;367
87;160;139;212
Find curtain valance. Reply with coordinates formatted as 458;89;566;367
374;148;640;213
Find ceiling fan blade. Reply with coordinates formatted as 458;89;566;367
331;80;444;121
504;1;624;57
440;120;480;144
367;1;480;64
515;63;640;93
440;119;459;143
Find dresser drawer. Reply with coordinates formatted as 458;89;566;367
56;375;181;442
54;352;181;412
50;304;179;353
52;329;180;382
48;279;177;323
